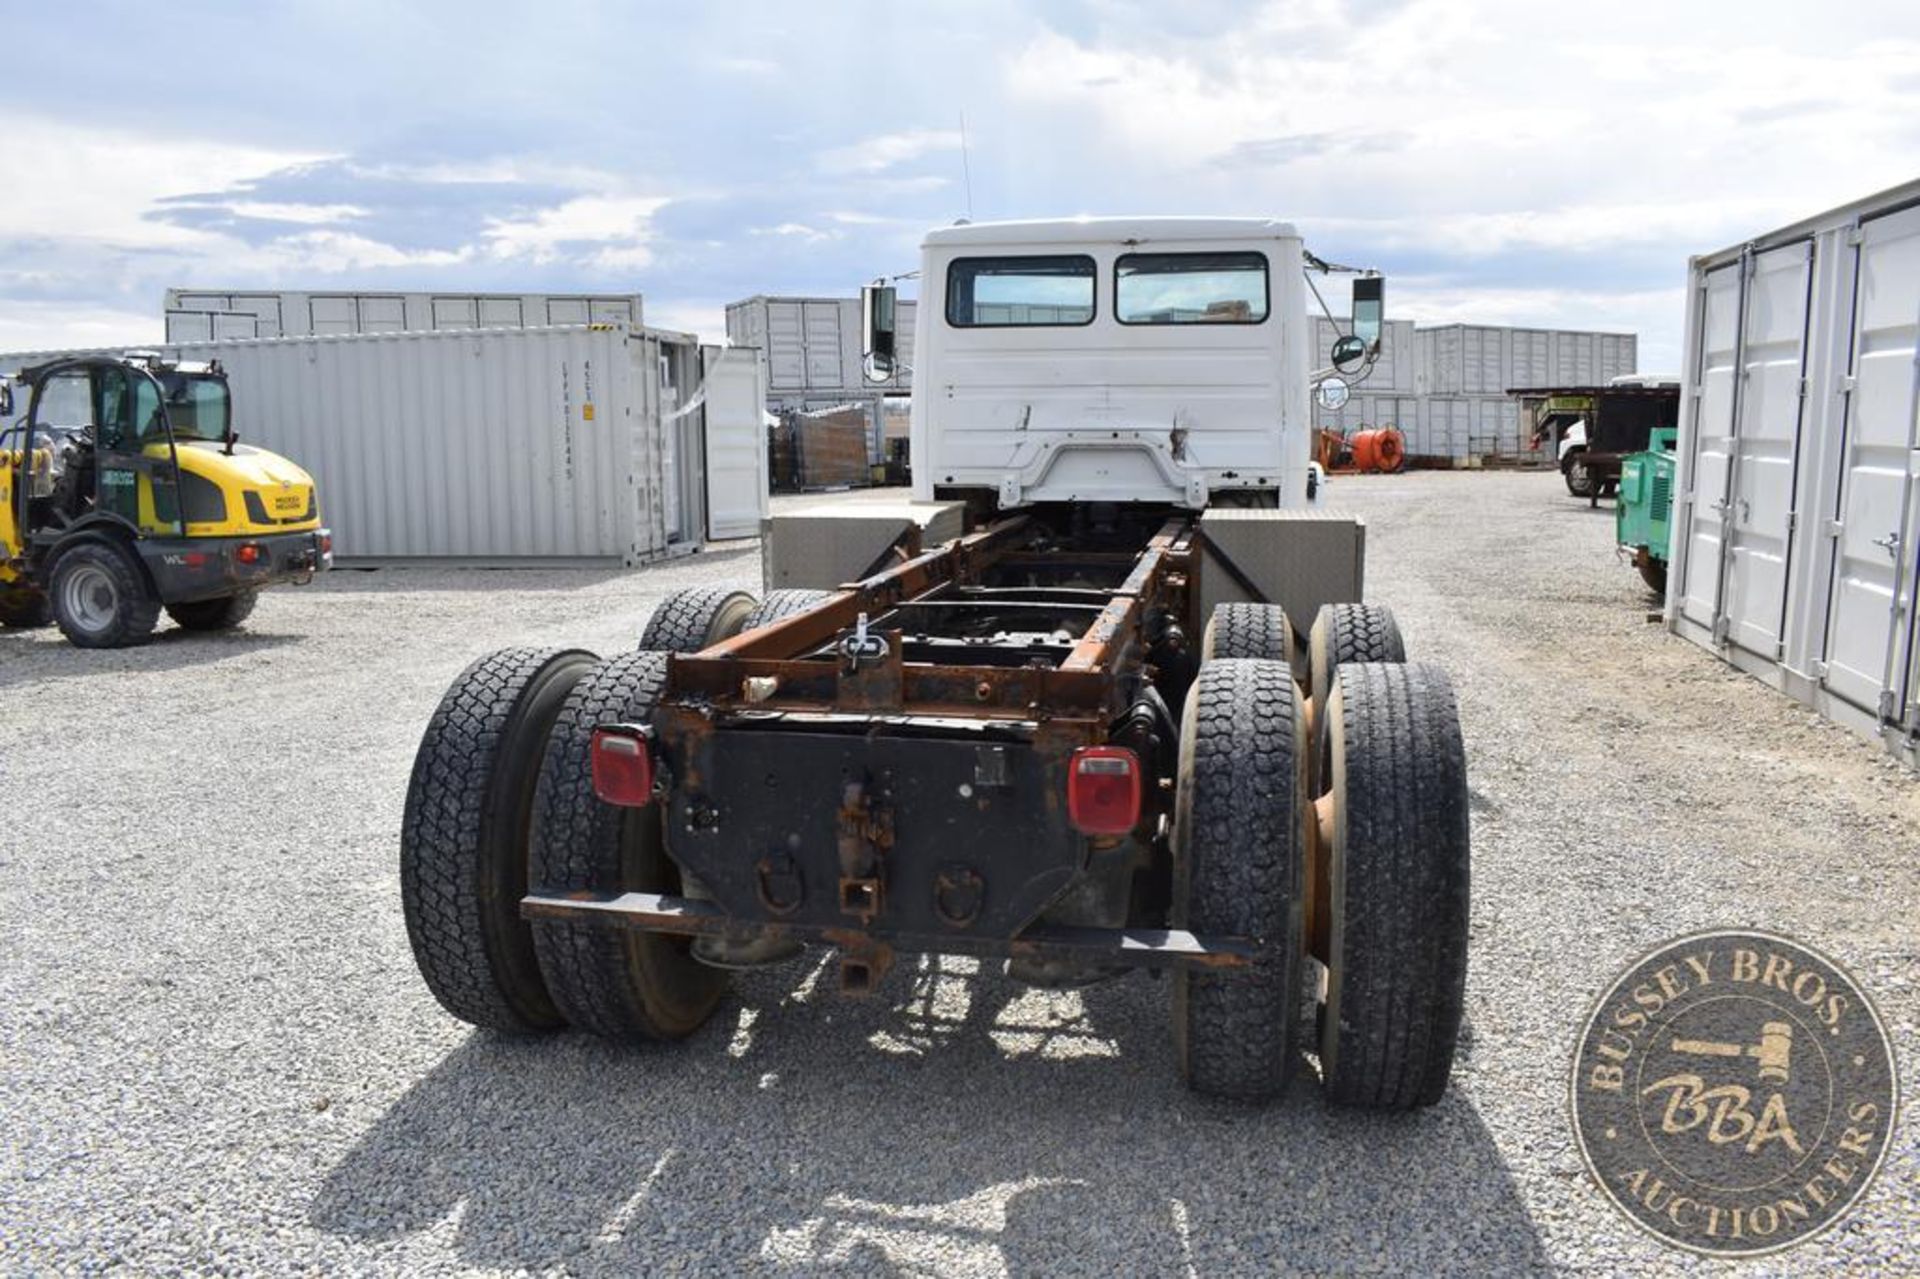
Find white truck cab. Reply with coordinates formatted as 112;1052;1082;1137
902;218;1317;511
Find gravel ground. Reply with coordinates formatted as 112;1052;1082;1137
2;472;1915;1275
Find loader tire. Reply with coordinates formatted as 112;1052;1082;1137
1308;603;1405;731
1201;602;1293;665
740;588;835;632
530;651;729;1041
637;585;757;653
0;590;52;629
400;647;597;1033
49;540;160;649
166;590;259;632
1317;662;1470;1110
1172;658;1307;1102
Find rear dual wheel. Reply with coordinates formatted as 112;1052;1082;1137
1175;601;1467;1110
399;646;731;1041
638;585;758;653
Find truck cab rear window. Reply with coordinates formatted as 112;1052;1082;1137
946;255;1095;327
1115;251;1269;325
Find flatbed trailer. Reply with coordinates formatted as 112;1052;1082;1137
400;218;1471;1107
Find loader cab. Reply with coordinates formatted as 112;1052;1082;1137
7;356;204;542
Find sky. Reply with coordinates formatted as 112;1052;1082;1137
2;0;1917;373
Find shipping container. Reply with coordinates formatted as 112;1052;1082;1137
725;295;917;401
1668;176;1920;767
1;324;767;564
1416;323;1637;396
161;290;644;341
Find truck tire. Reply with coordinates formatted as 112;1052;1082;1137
1563;451;1596;497
1308;603;1405;720
0;590;52;629
166;590;259;632
1317;662;1470;1110
530;651;729;1041
1172;658;1307;1102
1200;601;1293;664
637;585;757;653
49;541;160;649
400;647;597;1033
740;588;835;632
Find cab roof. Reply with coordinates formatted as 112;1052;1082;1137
922;216;1301;248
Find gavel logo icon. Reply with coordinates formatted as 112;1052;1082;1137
1670;1021;1794;1085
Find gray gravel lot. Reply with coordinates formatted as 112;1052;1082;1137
3;472;1915;1275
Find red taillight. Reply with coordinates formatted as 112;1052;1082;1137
235;543;263;565
591;728;655;807
1067;746;1141;836
319;532;333;555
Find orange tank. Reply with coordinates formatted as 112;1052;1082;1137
1348;427;1406;474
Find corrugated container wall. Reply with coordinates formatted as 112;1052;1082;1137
0;325;725;565
1417;324;1637;395
162;290;644;341
1667;177;1920;768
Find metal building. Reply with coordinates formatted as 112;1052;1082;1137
161;289;645;342
1668;176;1920;766
0;325;767;563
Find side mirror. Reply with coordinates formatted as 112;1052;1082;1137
1351;276;1385;350
1315;376;1351;411
862;283;897;382
1330;335;1368;372
0;383;12;417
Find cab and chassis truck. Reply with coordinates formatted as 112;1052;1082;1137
401;219;1470;1107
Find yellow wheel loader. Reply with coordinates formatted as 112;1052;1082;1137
0;353;331;648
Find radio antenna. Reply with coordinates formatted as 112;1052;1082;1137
959;110;975;220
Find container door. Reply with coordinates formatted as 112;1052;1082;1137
477;297;523;329
1820;204;1920;720
309;296;358;334
700;345;768;539
431;297;477;330
1678;261;1746;633
358;296;405;332
210;312;258;340
547;298;590;325
803;301;843;389
1716;241;1815;659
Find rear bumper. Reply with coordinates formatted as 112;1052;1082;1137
145;528;332;601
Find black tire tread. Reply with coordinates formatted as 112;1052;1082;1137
166;590;259;631
1310;602;1406;712
49;541;160;649
530;651;729;1040
740;588;835;632
638;586;757;653
400;647;595;1033
1202;602;1293;663
1320;662;1470;1109
1174;658;1305;1101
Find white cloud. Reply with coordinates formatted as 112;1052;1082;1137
818;128;963;175
482;194;671;266
223;201;368;225
0;114;329;249
0;301;162;358
750;222;834;242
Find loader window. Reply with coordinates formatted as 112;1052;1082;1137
161;374;231;442
1116;251;1269;325
945;255;1095;327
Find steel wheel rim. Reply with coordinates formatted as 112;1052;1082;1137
60;563;118;632
1570;460;1588;485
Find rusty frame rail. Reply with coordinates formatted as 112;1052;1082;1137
521;889;1257;971
664;511;1196;724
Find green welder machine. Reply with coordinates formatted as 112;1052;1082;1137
1616;426;1676;594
